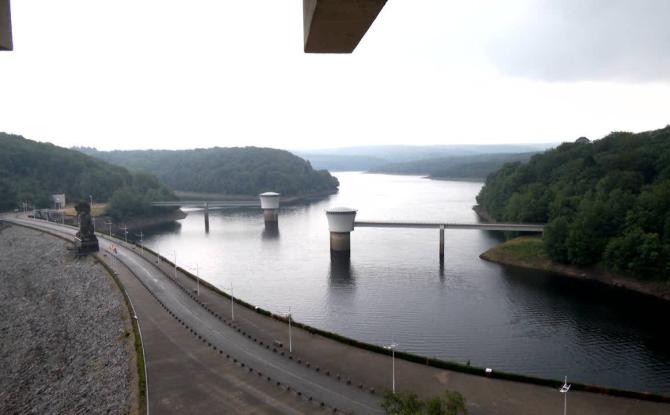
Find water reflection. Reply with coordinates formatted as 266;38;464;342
329;253;355;287
139;173;670;394
262;224;280;240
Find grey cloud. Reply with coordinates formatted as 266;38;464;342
487;0;670;82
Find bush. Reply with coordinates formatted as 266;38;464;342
381;390;467;415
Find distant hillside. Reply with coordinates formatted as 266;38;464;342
477;126;670;280
78;147;339;197
295;154;387;172
369;152;538;179
296;144;553;171
0;133;173;212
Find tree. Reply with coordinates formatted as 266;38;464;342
476;125;670;280
381;390;467;415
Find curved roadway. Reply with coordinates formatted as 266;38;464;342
5;216;382;414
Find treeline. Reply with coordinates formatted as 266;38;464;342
79;147;340;196
370;152;537;179
477;127;670;280
0;133;175;218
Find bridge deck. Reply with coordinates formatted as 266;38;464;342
152;201;260;208
354;221;544;232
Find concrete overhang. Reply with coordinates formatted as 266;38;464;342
303;0;387;53
0;0;11;51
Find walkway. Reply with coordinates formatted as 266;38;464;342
4;215;668;415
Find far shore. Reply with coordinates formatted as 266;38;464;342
174;188;338;205
361;170;486;182
474;206;670;302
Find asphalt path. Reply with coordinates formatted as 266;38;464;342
4;216;383;414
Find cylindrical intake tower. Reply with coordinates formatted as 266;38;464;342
326;207;357;254
259;192;280;226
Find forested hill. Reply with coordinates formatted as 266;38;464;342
79;147;340;196
477;126;670;280
368;152;538;179
0;133;174;212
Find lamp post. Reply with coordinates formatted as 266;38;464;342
287;306;293;353
384;342;398;393
230;282;235;321
559;376;571;415
195;263;200;296
105;220;112;238
121;225;128;243
173;250;177;279
135;232;144;255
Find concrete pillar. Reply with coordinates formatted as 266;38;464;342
204;202;210;233
326;207;357;256
439;225;445;263
259;192;280;228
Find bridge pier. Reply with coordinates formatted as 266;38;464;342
204;202;210;233
326;207;357;258
439;225;444;264
259;192;280;229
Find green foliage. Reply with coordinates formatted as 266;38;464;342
381;390;467;415
604;228;668;277
0;133;174;219
105;173;176;220
0;133;129;208
477;126;670;280
78;147;340;196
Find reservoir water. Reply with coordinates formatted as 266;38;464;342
141;172;670;394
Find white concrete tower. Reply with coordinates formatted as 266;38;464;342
259;192;280;227
326;207;357;254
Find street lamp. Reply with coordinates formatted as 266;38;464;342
173;250;177;278
195;263;200;296
230;282;235;321
135;232;144;255
287;306;293;353
384;342;398;394
121;225;128;243
105;220;112;238
559;376;571;415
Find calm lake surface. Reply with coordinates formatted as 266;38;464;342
141;172;670;394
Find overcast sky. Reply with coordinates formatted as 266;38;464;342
1;0;669;151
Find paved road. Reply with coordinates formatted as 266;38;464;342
5;215;670;415
5;216;382;414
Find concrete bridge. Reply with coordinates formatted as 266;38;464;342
327;208;545;262
152;193;279;232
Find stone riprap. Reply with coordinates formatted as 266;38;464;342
0;225;135;414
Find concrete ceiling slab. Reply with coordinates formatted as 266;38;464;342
0;0;12;51
303;0;387;54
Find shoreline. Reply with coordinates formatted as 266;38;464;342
173;188;339;204
479;240;670;302
473;205;670;301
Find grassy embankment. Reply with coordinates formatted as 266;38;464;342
63;203;107;217
480;236;551;269
481;236;670;301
